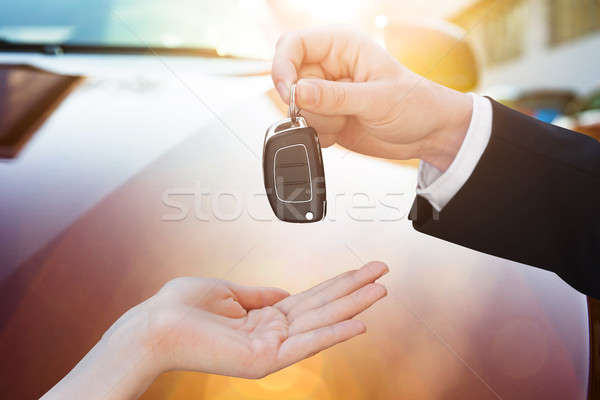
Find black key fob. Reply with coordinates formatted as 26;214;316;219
263;116;326;222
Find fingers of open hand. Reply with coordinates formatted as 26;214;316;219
274;271;350;315
275;261;388;316
288;283;387;336
287;261;388;321
277;319;366;368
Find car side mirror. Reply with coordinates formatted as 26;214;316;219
383;21;479;93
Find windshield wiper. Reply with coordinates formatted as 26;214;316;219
0;38;237;58
0;38;65;55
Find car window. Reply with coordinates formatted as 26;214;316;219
0;0;275;58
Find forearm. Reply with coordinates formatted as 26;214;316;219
42;309;159;400
411;99;600;298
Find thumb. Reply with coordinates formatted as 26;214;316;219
229;284;290;310
295;78;371;116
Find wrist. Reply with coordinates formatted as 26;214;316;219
99;303;164;382
43;306;160;400
419;85;473;172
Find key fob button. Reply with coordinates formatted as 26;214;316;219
274;144;311;202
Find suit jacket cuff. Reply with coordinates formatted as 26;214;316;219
416;93;493;211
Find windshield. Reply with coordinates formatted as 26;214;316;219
0;0;276;58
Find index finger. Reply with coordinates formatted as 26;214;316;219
271;27;355;102
274;261;388;315
285;261;388;320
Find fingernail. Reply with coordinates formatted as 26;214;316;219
276;81;289;102
297;79;319;106
378;262;390;274
359;322;367;333
363;261;389;275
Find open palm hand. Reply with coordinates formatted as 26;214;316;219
145;262;388;379
42;262;388;400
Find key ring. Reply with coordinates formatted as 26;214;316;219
289;83;301;123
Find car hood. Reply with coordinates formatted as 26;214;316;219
0;53;272;275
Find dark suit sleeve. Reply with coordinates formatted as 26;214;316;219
409;98;600;298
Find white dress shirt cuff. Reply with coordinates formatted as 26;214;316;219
416;93;493;211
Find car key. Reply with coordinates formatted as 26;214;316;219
263;83;326;223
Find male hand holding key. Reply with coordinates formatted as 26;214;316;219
272;27;600;299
